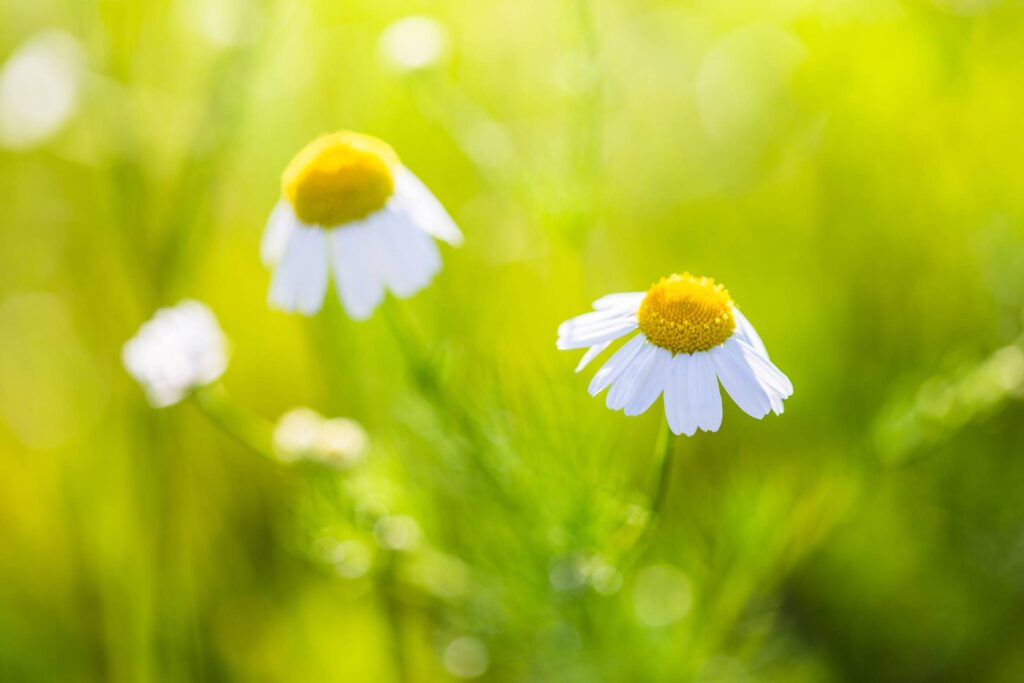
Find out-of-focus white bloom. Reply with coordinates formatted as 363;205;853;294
273;407;368;467
443;636;489;679
315;417;368;467
326;539;373;579
176;0;260;47
0;30;84;149
122;300;228;408
374;515;421;551
378;16;448;72
272;407;322;461
263;130;462;319
558;272;793;435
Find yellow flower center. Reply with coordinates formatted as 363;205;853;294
637;273;736;354
282;131;399;227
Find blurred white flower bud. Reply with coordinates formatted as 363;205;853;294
273;409;369;467
0;30;84;149
272;407;323;462
314;417;368;469
378;16;448;72
327;539;373;579
122;300;228;408
443;636;489;679
374;515;421;551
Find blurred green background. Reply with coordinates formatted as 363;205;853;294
2;0;1024;680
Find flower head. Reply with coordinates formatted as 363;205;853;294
122;300;229;408
263;130;462;319
0;30;83;149
272;407;368;468
378;16;449;72
557;273;793;435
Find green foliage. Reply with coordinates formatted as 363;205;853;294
1;0;1024;680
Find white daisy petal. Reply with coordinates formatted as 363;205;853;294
558;309;638;347
688;351;722;432
664;353;698;436
592;292;645;311
331;225;385;320
393;167;463;246
710;344;772;419
268;226;329;315
364;206;442;298
624;346;671;416
557;317;638;350
588;334;645;396
732;306;769;359
558;306;637;337
261;201;297;266
727;337;793;397
607;342;657;411
726;337;791;415
576;340;612;373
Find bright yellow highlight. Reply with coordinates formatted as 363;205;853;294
282;131;399;227
638;273;736;354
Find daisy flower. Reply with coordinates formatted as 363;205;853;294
122;300;229;408
557;273;793;435
262;130;462;319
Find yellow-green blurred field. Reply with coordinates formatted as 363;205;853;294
3;0;1024;680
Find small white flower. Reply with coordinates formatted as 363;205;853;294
557;273;793;435
378;16;448;72
263;130;462;319
272;407;368;468
315;417;368;467
122;300;228;408
0;30;83;149
272;407;322;462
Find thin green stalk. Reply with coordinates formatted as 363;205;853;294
192;383;276;460
380;560;411;683
648;416;676;523
382;581;409;679
607;416;678;568
380;303;515;506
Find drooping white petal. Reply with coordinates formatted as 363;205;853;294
731;306;769;359
592;291;645;312
710;344;772;419
576;340;612;373
725;337;792;415
359;205;442;298
330;225;385;320
664;353;697;436
687;351;722;432
624;346;672;416
588;334;645;396
261;201;297;266
392;166;463;246
268;226;330;315
607;342;658;411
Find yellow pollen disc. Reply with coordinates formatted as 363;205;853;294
637;273;736;354
282;131;399;227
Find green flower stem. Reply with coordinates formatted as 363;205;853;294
380;557;411;683
192;383;276;460
648;416;676;524
380;303;516;506
608;416;678;568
